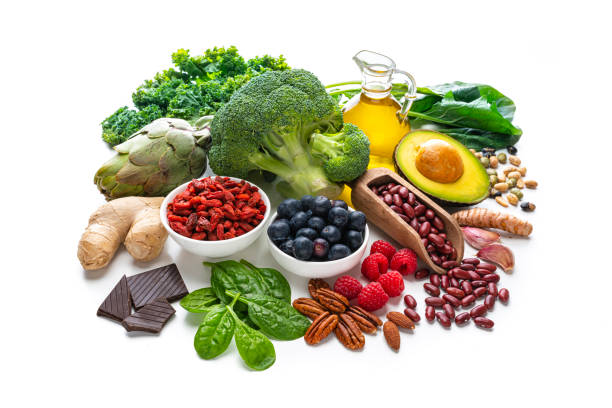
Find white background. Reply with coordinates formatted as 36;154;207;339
1;0;610;406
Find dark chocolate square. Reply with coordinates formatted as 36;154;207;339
97;275;132;322
121;298;176;333
126;264;188;309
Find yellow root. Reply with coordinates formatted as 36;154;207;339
453;208;532;236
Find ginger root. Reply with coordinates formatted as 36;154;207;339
453;208;532;236
78;197;168;270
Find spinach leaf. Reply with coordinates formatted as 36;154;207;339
240;259;291;303
207;261;266;305
230;309;276;371
193;304;235;360
180;287;219;313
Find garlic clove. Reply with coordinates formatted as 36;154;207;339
477;243;515;272
462;227;500;249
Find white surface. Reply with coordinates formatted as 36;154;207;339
1;1;610;407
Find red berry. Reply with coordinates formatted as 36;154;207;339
370;240;396;262
360;252;389;281
357;282;389;311
377;270;404;297
333;275;363;300
390;248;418;275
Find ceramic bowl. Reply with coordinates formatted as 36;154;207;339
160;177;270;258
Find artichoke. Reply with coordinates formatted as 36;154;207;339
94;117;212;199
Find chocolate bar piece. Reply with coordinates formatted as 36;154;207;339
121;298;176;333
127;264;188;309
97;275;132;322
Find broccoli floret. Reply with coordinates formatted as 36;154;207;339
310;123;370;182
209;69;369;198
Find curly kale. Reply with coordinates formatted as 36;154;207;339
102;46;290;146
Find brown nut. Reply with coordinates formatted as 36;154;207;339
383;320;401;351
292;298;326;320
304;312;338;345
386;311;415;329
346;305;382;334
335;313;365;350
308;278;329;298
315;288;349;313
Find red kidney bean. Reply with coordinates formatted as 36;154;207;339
427;233;444;248
386;182;395;190
460;263;475;271
498;288;510;303
441;275;449;290
450;277;460;288
478;263;497;272
407;192;416;205
424;283;440;297
404;294;417;308
371;185;379;194
451;247;457;261
398;186;409;198
474;317;494;328
439;244;453;255
425;209;435;219
402;203;415;218
393;194;403;207
426;244;436;253
417;216;427;222
389;184;401;194
425;305;435;321
485;294;496;310
470;304;488;318
390;205;403;214
442;260;458;269
483;274;500;283
430;226;438;233
472;280;487;288
436;311;451;328
455;312;471;325
398;214;410;223
415;268;430;279
430;274;441;287
487;282;498;297
462;258;480;265
452;269;472;280
414;204;426;216
431;254;442;265
432;216;445;230
475;268;490;277
439;232;447;240
461;294;476;307
468;271;481;280
442;294;461;308
383;194;393;205
425;297;445;307
410;217;419;230
473;286;487;298
404;307;421;322
419;222;431;238
446;287;465;299
461;281;473;295
443;303;455;319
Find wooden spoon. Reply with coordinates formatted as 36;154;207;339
349;167;464;275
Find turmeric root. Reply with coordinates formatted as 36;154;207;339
78;197;168;270
453;208;532;236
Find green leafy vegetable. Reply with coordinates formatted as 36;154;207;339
239;259;291;303
326;81;521;149
102;46;290;146
207;260;267;305
229;306;276;371
193;304;236;360
180;287;219;313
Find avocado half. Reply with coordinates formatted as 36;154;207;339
394;130;489;206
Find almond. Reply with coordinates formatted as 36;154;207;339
386;311;415;329
383;321;400;351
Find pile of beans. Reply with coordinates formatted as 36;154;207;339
402;259;510;329
372;182;457;268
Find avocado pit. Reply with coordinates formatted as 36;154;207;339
415;139;464;183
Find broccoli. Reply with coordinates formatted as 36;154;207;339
209;69;370;198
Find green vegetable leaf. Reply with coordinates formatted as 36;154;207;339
234;293;310;341
239;259;291;303
180;287;219;313
193;304;235;360
230;308;276;371
207;261;267;305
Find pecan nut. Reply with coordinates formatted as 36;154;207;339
335;313;365;350
308;278;330;298
315;288;349;313
346;305;382;334
304;312;338;345
386;311;415;329
292;298;326;320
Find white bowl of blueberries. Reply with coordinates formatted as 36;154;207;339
267;195;369;278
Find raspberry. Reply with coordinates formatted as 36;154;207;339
333;275;363;300
361;253;389;281
377;270;404;297
370;240;397;262
390;248;418;275
357;282;389;311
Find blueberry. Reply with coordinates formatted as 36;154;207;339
279;239;295;255
295;227;318;241
328;244;351;260
267;219;290;243
332;200;348;210
301;195;316;212
348;211;367;231
313;195;332;217
307;216;326;232
289;211;310;231
277;198;302;219
312;238;330;259
293;236;314;260
320;225;341;243
345;229;364;250
328;207;349;228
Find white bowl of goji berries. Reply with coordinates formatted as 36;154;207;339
161;176;271;258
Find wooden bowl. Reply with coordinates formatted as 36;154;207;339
349;167;464;275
